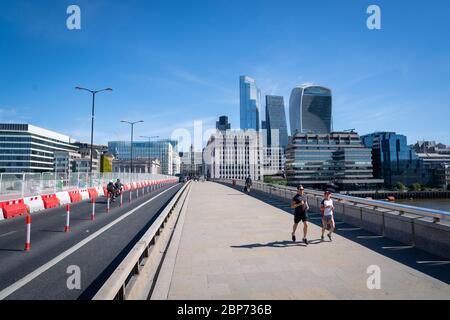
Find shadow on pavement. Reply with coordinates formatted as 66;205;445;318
220;182;450;285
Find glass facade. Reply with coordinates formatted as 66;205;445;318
285;131;383;191
289;85;332;135
0;124;78;173
361;132;422;188
240;76;261;131
265;95;288;149
108;140;174;175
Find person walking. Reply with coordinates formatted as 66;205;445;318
291;185;309;244
320;191;335;241
245;175;252;193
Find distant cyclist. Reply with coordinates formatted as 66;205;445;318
114;179;123;196
107;180;116;202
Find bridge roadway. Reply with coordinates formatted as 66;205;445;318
154;182;450;299
0;183;182;300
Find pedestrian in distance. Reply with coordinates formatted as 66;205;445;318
244;175;252;193
320;191;335;241
291;185;309;244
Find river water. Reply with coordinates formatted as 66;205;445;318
396;199;450;213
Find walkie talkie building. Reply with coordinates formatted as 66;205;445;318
289;84;332;134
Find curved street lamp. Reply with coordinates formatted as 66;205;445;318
75;86;113;173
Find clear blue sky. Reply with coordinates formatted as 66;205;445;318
1;0;449;150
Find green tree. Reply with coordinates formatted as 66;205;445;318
394;182;406;191
410;183;422;191
264;176;274;184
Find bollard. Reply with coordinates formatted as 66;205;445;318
24;214;31;251
106;194;110;213
120;192;123;207
92;197;96;220
65;204;70;232
129;189;132;203
137;187;139;198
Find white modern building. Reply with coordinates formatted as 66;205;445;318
203;130;262;180
262;146;285;176
54;151;81;174
0;123;78;173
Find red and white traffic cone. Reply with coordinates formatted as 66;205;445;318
92;197;96;220
24;214;31;251
65;204;70;232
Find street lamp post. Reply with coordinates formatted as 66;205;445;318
140;135;159;173
121;120;144;174
75;86;112;173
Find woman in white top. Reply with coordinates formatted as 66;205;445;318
320;191;335;241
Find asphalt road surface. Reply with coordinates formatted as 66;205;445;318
0;183;182;300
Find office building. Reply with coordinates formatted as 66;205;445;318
0;123;78;173
240;76;261;131
265;95;288;149
216;116;231;132
180;144;204;178
203;130;262;180
108;140;174;175
361;132;423;188
289;84;332;135
416;152;450;186
262;146;284;176
286;131;383;190
54;151;80;174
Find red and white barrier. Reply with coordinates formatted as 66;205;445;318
24;196;45;214
56;191;71;206
0;178;178;223
79;189;90;201
95;187;105;197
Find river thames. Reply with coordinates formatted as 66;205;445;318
396;199;450;213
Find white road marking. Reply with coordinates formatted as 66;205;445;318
0;184;179;300
0;231;16;238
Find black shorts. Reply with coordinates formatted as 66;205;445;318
294;211;308;223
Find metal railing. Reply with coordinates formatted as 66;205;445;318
0;172;174;201
217;179;450;223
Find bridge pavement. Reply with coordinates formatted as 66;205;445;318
157;182;450;300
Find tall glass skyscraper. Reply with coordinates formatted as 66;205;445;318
289;84;332;134
265;95;288;149
240;76;261;131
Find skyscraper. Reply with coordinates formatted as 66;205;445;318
216;115;231;132
240;76;261;131
289;84;332;134
265;95;288;149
